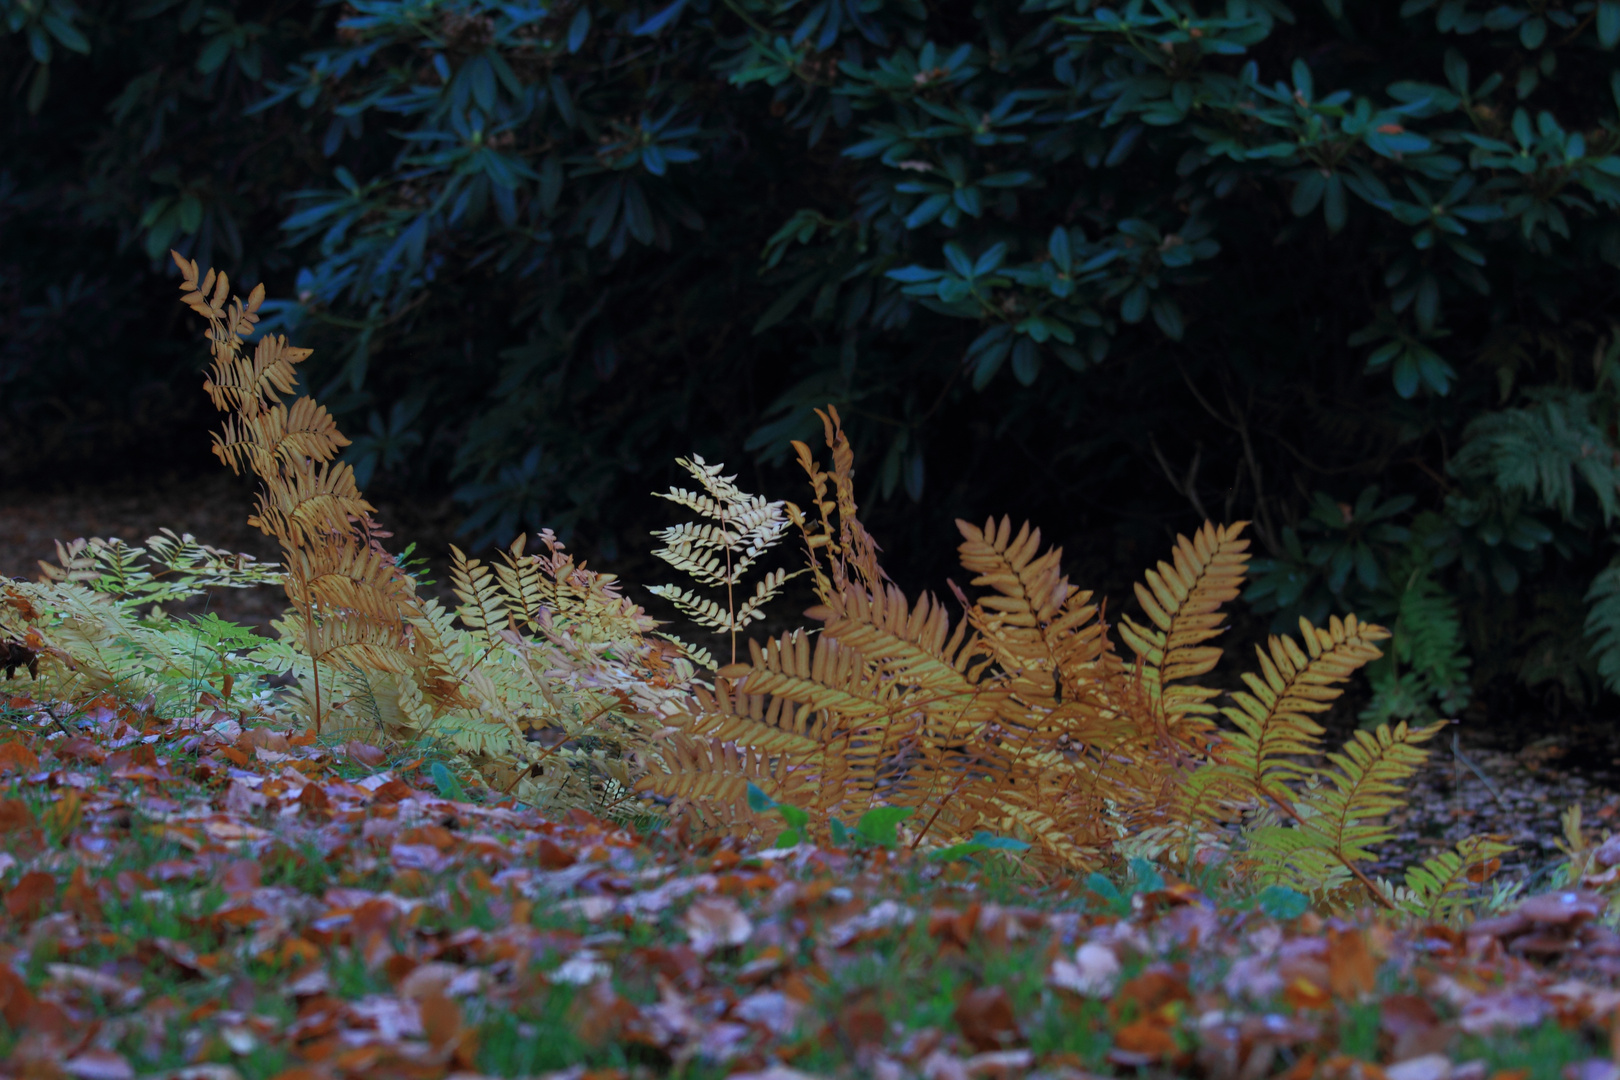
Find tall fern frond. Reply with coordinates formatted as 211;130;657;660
1116;522;1250;737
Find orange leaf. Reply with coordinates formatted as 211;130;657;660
63;866;102;923
1328;927;1376;998
0;741;39;775
536;837;576;869
343;740;384;766
0;960;35;1026
1114;1018;1179;1059
420;992;462;1048
954;985;1022;1052
5;871;55;921
0;799;33;833
1110;969;1191;1023
298;784;331;814
1282;976;1332;1011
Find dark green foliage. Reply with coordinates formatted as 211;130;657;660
7;0;1620;718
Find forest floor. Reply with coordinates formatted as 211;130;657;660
5;479;1620;1079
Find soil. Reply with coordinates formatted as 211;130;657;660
6;475;1620;881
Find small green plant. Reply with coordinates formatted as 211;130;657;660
747;782;811;847
746;783;921;850
929;832;1031;863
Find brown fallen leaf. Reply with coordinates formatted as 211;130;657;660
954;986;1021;1052
1328;927;1376;998
5;871;54;922
683;895;751;955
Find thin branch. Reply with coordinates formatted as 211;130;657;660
1148;435;1210;521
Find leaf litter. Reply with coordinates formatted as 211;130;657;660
0;691;1615;1080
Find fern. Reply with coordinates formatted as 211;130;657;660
634;410;1463;903
1214;614;1390;805
169;255;699;821
1245;720;1444;897
1584;560;1620;694
1390;834;1515;922
1361;556;1470;725
1450;388;1620;526
649;456;801;664
1115;521;1250;740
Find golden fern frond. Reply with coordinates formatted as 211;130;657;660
288;544;415;615
1217;614;1391;801
788;406;887;601
1116;521;1250;733
725;631;897;721
212;398;350;477
814;585;975;696
249;460;375;548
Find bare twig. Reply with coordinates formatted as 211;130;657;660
1148;435;1210;521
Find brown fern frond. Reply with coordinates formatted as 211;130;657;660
788;406;887;601
634;735;806;838
1116;521;1250;735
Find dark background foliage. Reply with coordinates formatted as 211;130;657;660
6;0;1620;728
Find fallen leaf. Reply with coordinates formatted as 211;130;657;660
5;871;54;921
683;895;751;954
63;1050;134;1080
1328;927;1376;999
1048;942;1120;997
0;741;39;774
954;986;1021;1052
420;991;461;1048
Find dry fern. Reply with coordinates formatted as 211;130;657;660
637;407;1475;906
169;254;696;820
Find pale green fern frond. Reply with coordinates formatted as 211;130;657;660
1396;833;1515;923
651;456;802;663
1220;614;1389;802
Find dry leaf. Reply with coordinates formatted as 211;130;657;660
954;986;1021;1052
683;896;751;954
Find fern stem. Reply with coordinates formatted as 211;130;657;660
302;592;322;736
725;518;736;666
